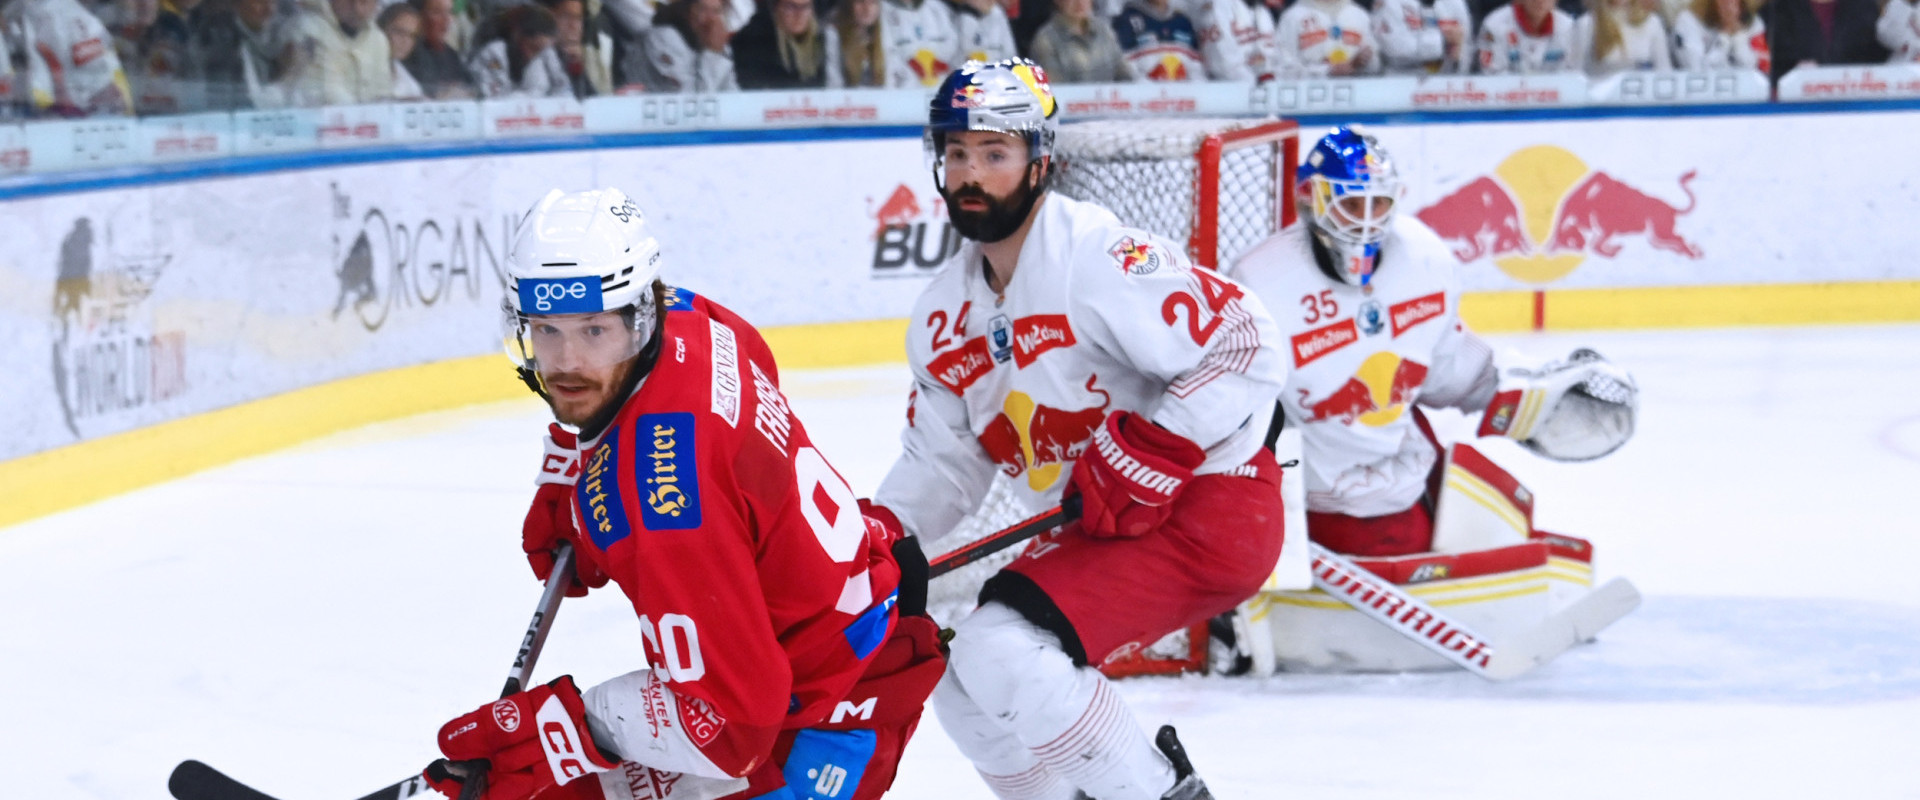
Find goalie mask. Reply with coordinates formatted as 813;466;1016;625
501;188;663;390
1297;127;1402;287
926;58;1059;242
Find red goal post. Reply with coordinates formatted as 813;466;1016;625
1052;117;1301;272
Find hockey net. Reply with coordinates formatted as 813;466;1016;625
923;118;1302;656
1051;117;1300;272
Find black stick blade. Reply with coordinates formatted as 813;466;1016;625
169;761;281;800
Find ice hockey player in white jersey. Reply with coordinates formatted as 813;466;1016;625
866;58;1286;800
950;0;1019;63
1477;0;1582;73
1370;0;1474;73
2;0;134;116
1227;127;1639;557
1185;0;1280;80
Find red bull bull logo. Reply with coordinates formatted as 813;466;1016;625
976;378;1111;490
1107;236;1161;275
1302;352;1429;426
1415;146;1703;284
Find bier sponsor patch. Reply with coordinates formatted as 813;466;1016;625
578;439;634;550
637;413;701;531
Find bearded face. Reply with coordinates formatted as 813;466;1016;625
939;130;1046;244
943;177;1037;244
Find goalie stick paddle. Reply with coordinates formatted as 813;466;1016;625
1308;542;1642;681
168;545;580;800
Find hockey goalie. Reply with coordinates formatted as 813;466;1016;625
1216;126;1640;674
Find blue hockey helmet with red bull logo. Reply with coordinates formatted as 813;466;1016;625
1297;126;1403;286
926;58;1059;167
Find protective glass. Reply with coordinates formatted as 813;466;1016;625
501;301;649;375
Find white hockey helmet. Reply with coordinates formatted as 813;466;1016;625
925;58;1060;168
501;188;664;377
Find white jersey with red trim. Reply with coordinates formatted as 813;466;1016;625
1184;0;1279;80
3;0;132;116
1476;3;1580;74
881;0;963;87
875;193;1286;544
1880;0;1920;63
1225;217;1497;518
1370;0;1473;74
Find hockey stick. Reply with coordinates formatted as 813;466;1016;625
167;500;1080;800
169;544;581;800
928;495;1080;579
1307;542;1642;681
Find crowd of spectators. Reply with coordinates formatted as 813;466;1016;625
1;0;1917;117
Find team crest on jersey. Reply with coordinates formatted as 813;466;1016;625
1107;236;1162;275
638;413;702;530
989;314;1013;363
1357;300;1386;336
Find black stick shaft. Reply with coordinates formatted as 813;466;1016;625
928;495;1080;579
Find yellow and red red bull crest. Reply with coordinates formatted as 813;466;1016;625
1009;62;1056;117
952;84;987;109
1106;236;1161;275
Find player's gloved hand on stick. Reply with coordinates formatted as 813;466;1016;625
1069;411;1205;539
523;423;610;597
425;675;618;800
1477;348;1638;462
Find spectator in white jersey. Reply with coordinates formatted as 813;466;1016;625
880;0;962;86
625;0;738;92
1188;0;1281;80
1372;0;1474;72
1275;0;1381;76
469;3;571;96
1113;0;1210;80
1476;0;1581;72
1580;0;1673;71
4;0;136;116
832;0;888;84
287;0;394;105
1029;0;1133;81
1672;0;1769;69
1878;0;1920;62
950;0;1019;62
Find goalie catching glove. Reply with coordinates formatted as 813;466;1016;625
1070;411;1206;538
524;424;611;597
426;675;619;800
1478;348;1638;462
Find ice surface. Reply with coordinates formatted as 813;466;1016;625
4;325;1918;799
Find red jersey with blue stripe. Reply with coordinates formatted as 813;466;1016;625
572;287;902;778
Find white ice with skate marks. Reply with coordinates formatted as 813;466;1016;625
3;325;1918;800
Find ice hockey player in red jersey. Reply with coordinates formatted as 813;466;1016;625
865;59;1288;800
423;188;947;800
1227;127;1639;558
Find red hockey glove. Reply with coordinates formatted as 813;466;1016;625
1068;411;1205;539
425;676;618;800
523;424;609;597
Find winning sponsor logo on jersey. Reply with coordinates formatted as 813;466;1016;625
928;336;994;395
989;314;1013;363
518;276;602;314
1290;318;1359;366
1106;236;1162;275
638;413;701;530
1390;292;1446;337
677;695;726;749
71;37;106;66
1011;314;1076;369
579;440;634;550
749;360;794;453
1357;300;1386;337
709;319;741;427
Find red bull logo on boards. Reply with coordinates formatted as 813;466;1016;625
1301;352;1429;427
1415;146;1703;284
